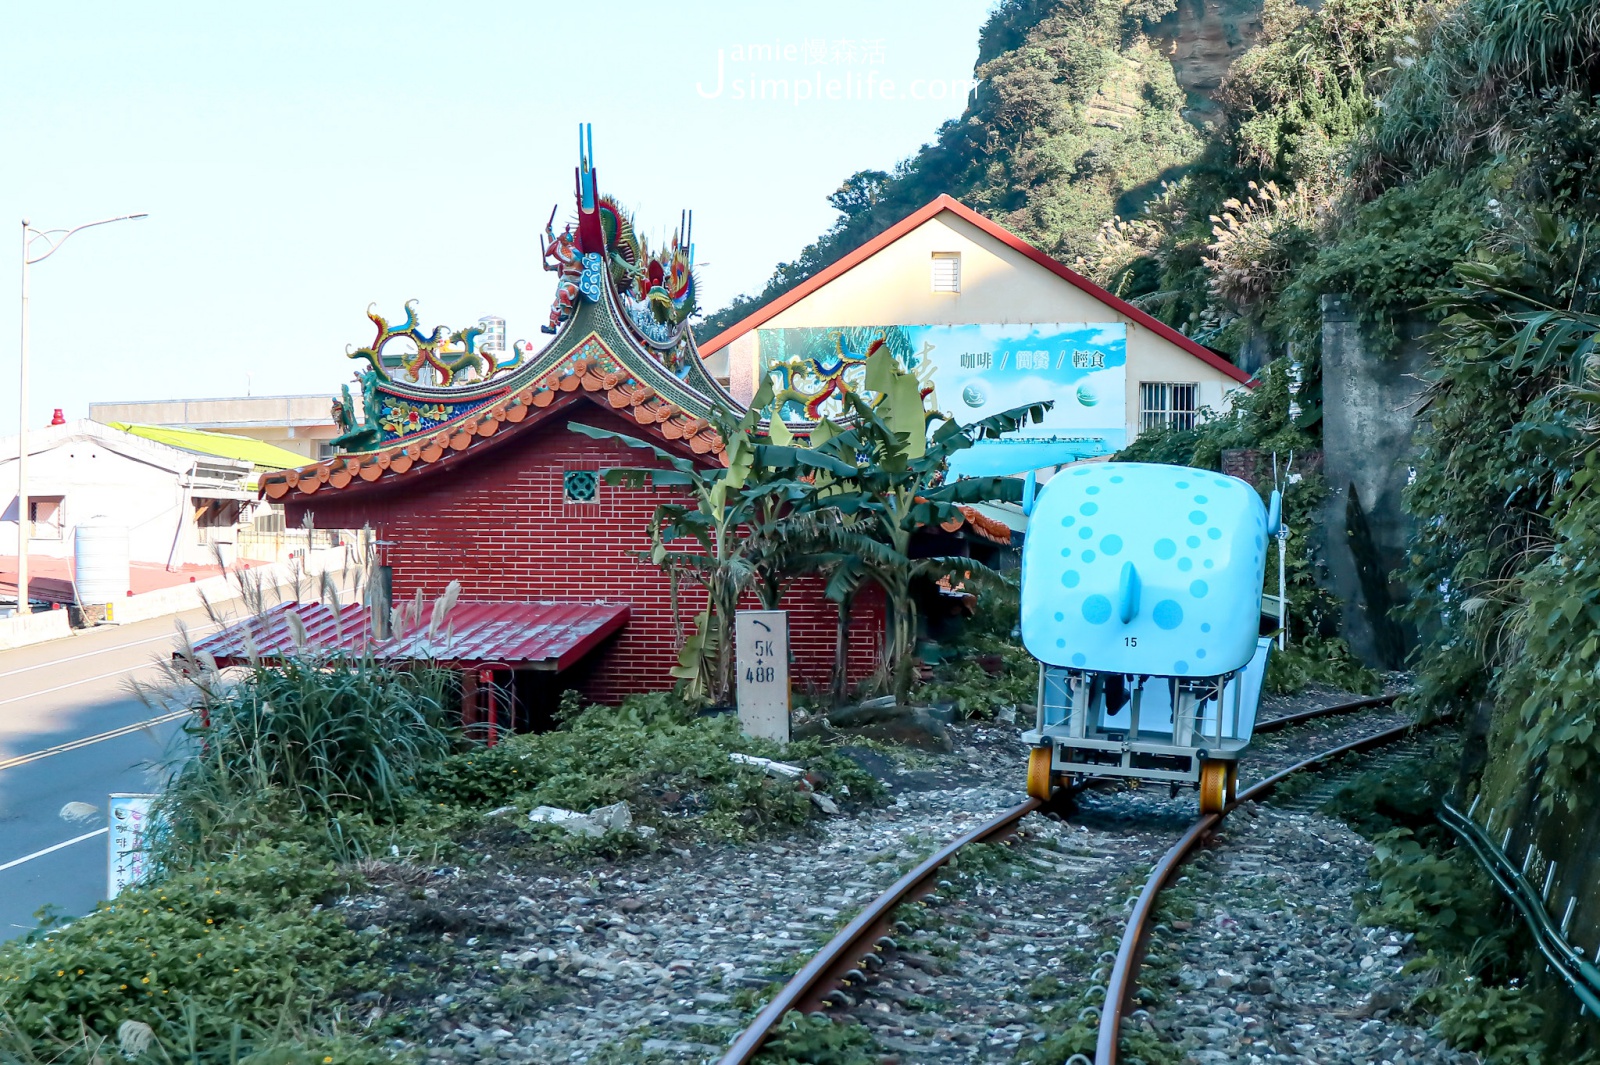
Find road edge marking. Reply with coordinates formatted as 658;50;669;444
0;710;190;772
0;827;110;874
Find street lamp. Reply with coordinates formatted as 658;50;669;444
16;213;148;614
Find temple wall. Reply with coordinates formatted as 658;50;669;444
288;403;883;705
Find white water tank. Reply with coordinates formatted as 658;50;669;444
74;523;130;606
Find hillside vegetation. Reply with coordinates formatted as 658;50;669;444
703;0;1600;1056
697;0;1205;337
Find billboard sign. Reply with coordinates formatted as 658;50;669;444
754;323;1127;477
108;793;156;898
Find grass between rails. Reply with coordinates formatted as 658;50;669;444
0;657;887;1064
744;829;1181;1065
1016;861;1183;1065
750;840;1043;1065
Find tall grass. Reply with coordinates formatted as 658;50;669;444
169;654;458;816
136;554;465;864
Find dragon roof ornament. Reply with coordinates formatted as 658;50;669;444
325;124;722;457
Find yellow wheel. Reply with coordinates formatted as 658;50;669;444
1198;760;1229;814
1027;746;1055;800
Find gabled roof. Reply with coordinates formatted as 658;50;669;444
0;419;253;478
260;326;728;501
697;194;1254;386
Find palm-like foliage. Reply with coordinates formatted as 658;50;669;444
576;350;1047;705
755;349;1049;701
569;379;851;704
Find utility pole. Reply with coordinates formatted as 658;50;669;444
17;221;29;614
16;213;147;613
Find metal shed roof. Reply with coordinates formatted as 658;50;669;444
192;600;629;670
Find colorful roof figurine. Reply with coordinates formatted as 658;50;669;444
258;127;1038;542
262;124;736;502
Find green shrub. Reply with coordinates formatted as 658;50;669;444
1363;829;1508;957
753;1012;876;1065
1323;741;1455;841
1264;637;1382;695
0;844;369;1061
419;705;878;841
1427;982;1546;1064
919;636;1036;719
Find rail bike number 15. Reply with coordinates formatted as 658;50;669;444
735;610;791;744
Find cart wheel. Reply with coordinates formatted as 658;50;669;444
1225;762;1238;805
1198;760;1229;814
1027;746;1055;800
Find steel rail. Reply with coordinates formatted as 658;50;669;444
1095;716;1417;1065
716;691;1408;1065
716;796;1042;1065
1253;692;1400;734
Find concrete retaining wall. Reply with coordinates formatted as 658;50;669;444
0;607;73;651
106;544;354;625
0;544;356;652
1318;294;1429;667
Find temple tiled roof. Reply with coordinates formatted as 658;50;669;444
261;325;726;501
260;128;1026;544
942;505;1012;545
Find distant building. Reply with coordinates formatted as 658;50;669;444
697;195;1255;475
477;315;507;356
0;420;254;599
87;395;341;461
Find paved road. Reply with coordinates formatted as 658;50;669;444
0;610;217;939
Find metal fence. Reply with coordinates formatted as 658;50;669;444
234;527;350;563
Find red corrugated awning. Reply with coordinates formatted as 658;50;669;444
190;600;629;670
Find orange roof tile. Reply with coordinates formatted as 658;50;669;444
260;335;725;501
946;504;1013;545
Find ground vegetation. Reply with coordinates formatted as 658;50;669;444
0;593;880;1063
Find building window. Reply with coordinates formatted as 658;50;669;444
563;469;599;503
317;442;338;460
931;252;961;293
253;504;286;534
1140;382;1199;432
28;497;64;540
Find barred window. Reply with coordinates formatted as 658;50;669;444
563;469;599;503
28;497;64;540
931;252;961;293
1139;382;1199;432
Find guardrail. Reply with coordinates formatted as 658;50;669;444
1439;798;1600;1016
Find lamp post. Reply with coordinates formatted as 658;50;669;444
16;213;147;614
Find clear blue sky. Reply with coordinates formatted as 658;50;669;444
1;1;994;432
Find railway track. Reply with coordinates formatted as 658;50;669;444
1093;712;1420;1065
715;691;1413;1065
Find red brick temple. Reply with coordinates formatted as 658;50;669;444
212;128;1008;726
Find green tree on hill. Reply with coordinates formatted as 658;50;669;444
695;0;1205;338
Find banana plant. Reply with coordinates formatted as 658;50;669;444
753;353;1050;702
568;378;852;703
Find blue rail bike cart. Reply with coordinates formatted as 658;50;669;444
1017;462;1280;813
